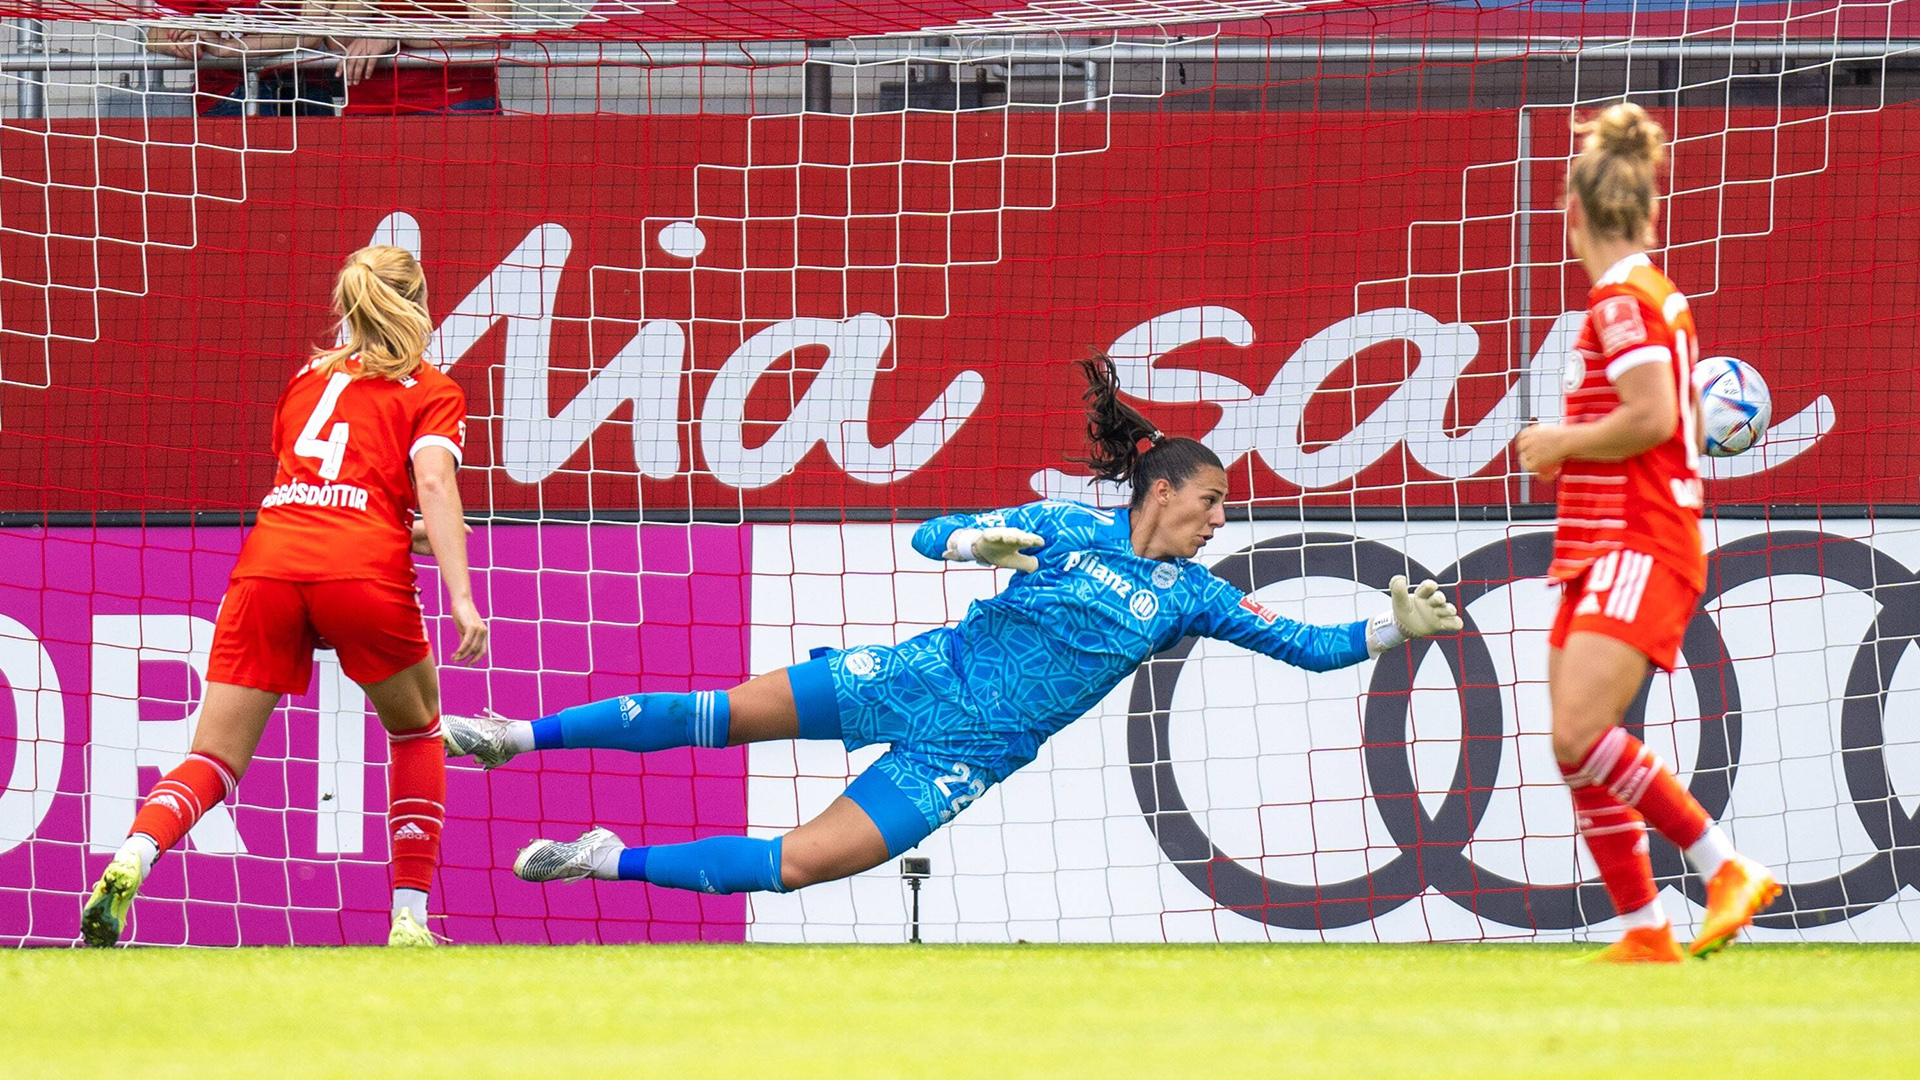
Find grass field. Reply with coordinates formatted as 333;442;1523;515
6;944;1919;1079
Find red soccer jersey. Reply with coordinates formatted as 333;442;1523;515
339;59;499;115
231;356;467;585
1549;253;1706;593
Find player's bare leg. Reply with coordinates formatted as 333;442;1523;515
776;795;891;889
1552;635;1776;959
1549;639;1681;961
1549;633;1661;763
82;683;278;947
508;669;888;890
363;658;448;946
725;668;802;744
185;683;284;774
444;667;802;769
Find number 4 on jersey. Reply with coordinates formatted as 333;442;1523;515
294;372;353;480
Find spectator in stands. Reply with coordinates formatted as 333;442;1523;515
332;6;507;115
148;0;507;117
147;12;333;117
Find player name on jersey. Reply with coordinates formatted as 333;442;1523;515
232;358;467;585
260;480;371;512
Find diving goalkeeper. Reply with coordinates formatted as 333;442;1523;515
445;354;1463;895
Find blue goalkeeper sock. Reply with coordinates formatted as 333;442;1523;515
529;690;731;753
616;836;788;895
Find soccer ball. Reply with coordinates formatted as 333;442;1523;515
1693;356;1772;457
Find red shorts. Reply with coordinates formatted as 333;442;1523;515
1549;549;1700;672
208;577;430;695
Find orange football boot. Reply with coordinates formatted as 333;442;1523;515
1587;924;1685;964
1689;855;1781;958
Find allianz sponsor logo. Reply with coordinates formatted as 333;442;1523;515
1061;549;1134;599
372;216;1832;496
1062;550;1157;619
261;480;370;512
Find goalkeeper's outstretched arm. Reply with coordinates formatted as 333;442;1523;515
1191;574;1462;672
911;500;1102;573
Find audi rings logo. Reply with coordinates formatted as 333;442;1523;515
1128;529;1920;932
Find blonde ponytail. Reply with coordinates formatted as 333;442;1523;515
312;244;432;380
1568;101;1668;246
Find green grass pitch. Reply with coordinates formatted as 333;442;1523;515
6;944;1919;1078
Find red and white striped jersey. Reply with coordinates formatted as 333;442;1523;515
1549;253;1706;593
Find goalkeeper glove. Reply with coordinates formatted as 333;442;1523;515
1365;574;1463;656
943;527;1046;574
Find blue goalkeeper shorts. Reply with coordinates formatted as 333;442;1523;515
786;629;1038;857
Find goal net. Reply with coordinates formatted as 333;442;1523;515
2;0;1918;945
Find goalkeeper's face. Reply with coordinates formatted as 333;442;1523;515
1148;466;1230;559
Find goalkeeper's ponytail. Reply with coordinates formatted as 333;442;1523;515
1075;349;1222;509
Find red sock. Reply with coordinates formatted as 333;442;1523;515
387;719;446;894
1561;772;1659;918
128;752;238;856
1565;726;1710;849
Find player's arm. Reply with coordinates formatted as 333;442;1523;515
148;20;317;60
409;515;471;555
414;447;485;663
1519;361;1677;480
411;383;485;662
1193;574;1461;672
145;25;199;59
912;501;1071;573
1516;297;1679;480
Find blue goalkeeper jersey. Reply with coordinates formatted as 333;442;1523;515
908;499;1370;746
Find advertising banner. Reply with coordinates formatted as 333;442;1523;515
6;517;1920;942
2;109;1909;517
742;518;1920;942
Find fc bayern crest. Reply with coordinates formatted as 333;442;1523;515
1152;563;1179;589
1562;353;1587;392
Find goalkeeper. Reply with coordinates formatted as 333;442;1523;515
447;354;1463;895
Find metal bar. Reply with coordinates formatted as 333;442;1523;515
2;37;1914;73
1514;109;1532;505
14;19;45;119
803;41;832;112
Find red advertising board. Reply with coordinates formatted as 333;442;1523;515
1;106;1914;515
